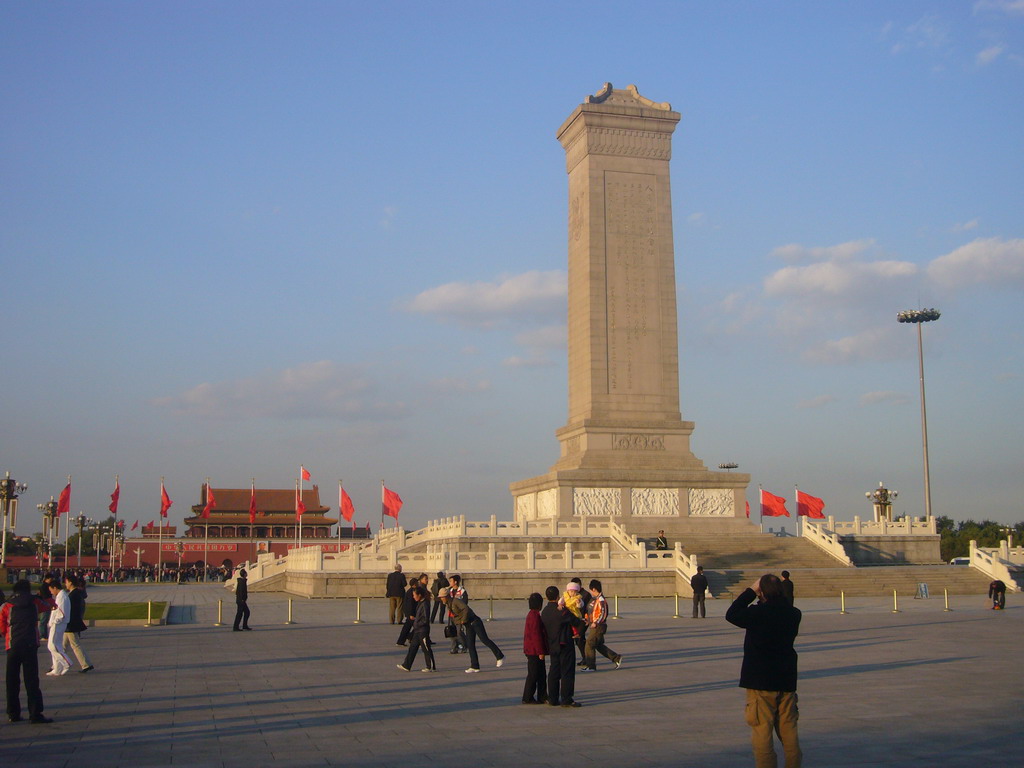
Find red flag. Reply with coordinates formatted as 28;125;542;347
382;486;403;520
146;521;154;529
301;466;311;481
760;489;789;517
57;482;71;516
109;479;120;515
249;484;258;525
295;488;306;521
745;500;750;519
160;483;173;517
131;520;139;531
202;484;216;519
340;486;355;523
796;489;826;519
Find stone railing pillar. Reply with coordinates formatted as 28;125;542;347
459;516;467;536
490;514;497;535
487;542;496;570
526;542;535;570
852;516;861;535
601;542;610;569
581;516;589;536
564;542;573;569
638;540;647;569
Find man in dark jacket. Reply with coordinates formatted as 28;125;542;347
780;571;795;607
429;571;447;623
0;580;54;723
691;566;709;618
726;574;802;768
385;564;405;624
541;585;580;707
439;588;504;673
233;569;251;631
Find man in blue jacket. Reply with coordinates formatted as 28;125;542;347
726;574;802;768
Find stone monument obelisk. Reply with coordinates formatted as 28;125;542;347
510;84;751;535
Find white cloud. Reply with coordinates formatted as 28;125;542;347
514;325;567;350
951;218;979;232
976;44;1006;65
769;239;875;264
406;270;566;326
926;237;1024;289
428;378;492;394
860;391;911;406
502;355;555;368
796;394;837;409
764;257;918;299
804;327;905;365
153;360;407;421
687;212;707;225
974;0;1024;16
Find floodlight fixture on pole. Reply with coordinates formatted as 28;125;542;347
1;471;29;566
897;308;940;520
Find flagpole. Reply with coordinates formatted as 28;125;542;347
159;477;165;582
250;477;255;568
298;466;303;550
111;474;119;582
794;485;800;538
380;480;385;534
63;476;71;573
204;478;211;583
338;480;343;552
758;485;764;534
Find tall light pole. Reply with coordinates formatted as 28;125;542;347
1;471;29;566
897;308;941;520
37;496;59;569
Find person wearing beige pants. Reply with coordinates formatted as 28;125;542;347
726;575;803;768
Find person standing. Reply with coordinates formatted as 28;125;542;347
62;575;93;672
233;569;251;631
655;530;669;550
439;588;504;673
36;578;54;641
581;579;622;672
447;574;468;654
386;564;405;624
430;571;447;623
989;579;1006;610
45;581;73;676
522;592;547;704
691;566;709;618
396;576;418;646
541;585;579;707
780;571;795;607
397;587;436;672
726;574;803;768
1;580;54;723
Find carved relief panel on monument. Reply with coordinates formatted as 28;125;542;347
573;487;619;517
631;488;679;516
537;489;558;519
688;488;734;517
605;170;662;396
515;493;536;522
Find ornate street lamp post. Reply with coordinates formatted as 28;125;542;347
897;308;940;520
72;513;92;568
866;482;898;523
1;471;29;567
36;496;59;568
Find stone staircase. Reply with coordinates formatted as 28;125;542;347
706;565;994;599
679;532;845;570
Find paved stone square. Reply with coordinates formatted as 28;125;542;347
0;583;1017;767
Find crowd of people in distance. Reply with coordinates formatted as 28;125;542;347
6;565;231;585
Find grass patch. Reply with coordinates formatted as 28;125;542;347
87;602;167;620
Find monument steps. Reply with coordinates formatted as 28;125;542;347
705;565;994;599
677;533;849;570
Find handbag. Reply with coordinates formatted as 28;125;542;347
443;624;458;639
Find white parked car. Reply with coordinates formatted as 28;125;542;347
949;557;970;566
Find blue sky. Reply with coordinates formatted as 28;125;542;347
2;1;1022;532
